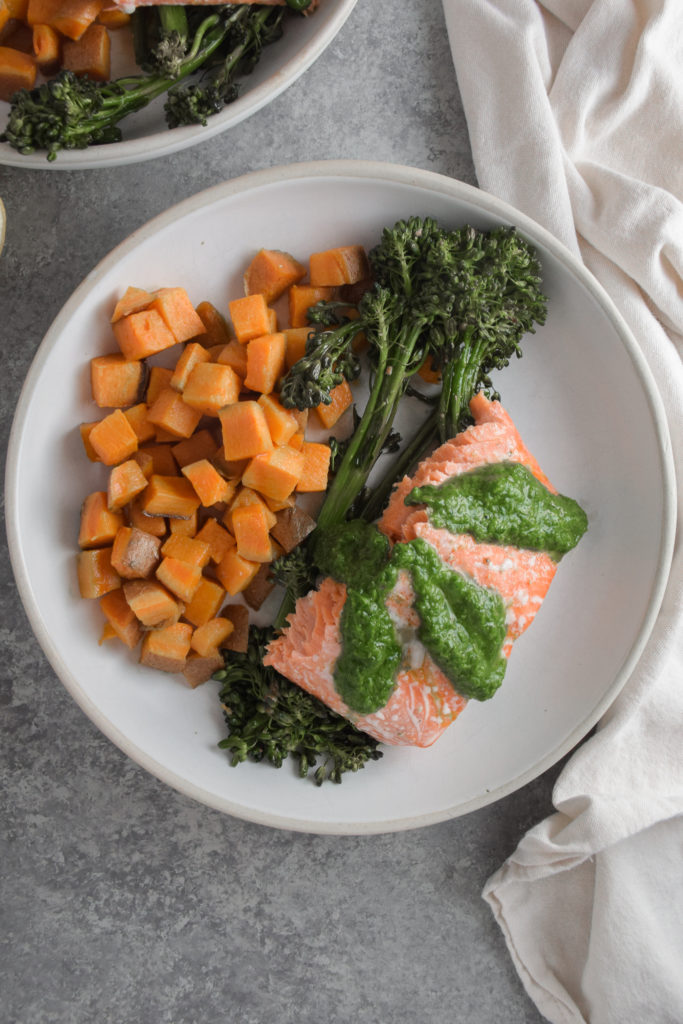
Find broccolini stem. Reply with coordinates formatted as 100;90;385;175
359;406;440;523
439;330;488;440
158;3;189;37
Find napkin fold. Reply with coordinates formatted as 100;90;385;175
441;2;683;1021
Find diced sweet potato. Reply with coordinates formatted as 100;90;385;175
149;287;206;344
138;442;177;477
241;445;305;502
124;403;156;444
111;286;153;323
195;301;232;348
111;525;161;579
315;378;353;429
27;0;103;40
89;408;138;466
145;365;174;405
243;248;306;303
171;428;219;469
219;400;273;461
224;486;277;533
62;21;109;80
243;563;275;611
231;502;273;563
182;362;241;415
190;616;234;656
160;533;210;568
123;579;181;627
296;441;331;492
220;604;250;653
193;517;234;564
155;555;203;604
140;622;193;674
183;578;226;628
146;386;203;439
215;339;248;379
288;285;338;328
182;651;224;688
168;509;197;538
107;458;149;510
32;23;60;73
78;491;124;549
283;326;311;370
256;393;299;446
228;293;272;344
170;341;210;392
77;547;120;599
214;547;260;596
308;245;370;287
269;505;317;554
243;332;286;396
99;588;142;648
181;458;235;508
113;308;177;361
141;474;201;519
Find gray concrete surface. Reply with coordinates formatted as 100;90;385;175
1;2;561;1021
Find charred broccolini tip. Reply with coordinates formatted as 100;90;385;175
215;627;382;785
0;5;286;160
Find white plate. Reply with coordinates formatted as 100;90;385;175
0;1;357;169
6;161;676;833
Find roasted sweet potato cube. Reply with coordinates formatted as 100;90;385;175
149;287;206;344
215;340;248;379
140;622;193;674
113;308;176;361
89;408;138;466
228;293;272;344
110;526;161;580
183;578;226;628
288;285;338;328
231;502;273;563
295;441;331;492
146;386;203;439
190;616;234;657
127;495;167;538
123;579;181;627
146;365;174;405
77;547;120;599
194;517;235;564
243;332;286;396
61;20;109;78
308;245;370;287
155;556;203;604
111;286;153;323
243;563;275;611
182;651;224;688
269;505;317;554
214;548;260;596
257;393;299;446
90;354;147;409
160;533;210;568
124;403;156;444
243;248;306;303
182;362;241;416
195;301;232;348
171;428;219;469
78;491;124;549
220;604;250;653
170;341;210;392
107;458;149;510
182;458;235;508
141;474;201;519
99;588;142;648
219;400;273;461
314;378;353;429
241;445;305;502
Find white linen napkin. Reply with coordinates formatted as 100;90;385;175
441;2;683;1022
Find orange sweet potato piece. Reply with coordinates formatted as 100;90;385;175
219;400;273;461
243;332;286;396
231;502;273;563
170;341;210;392
127;495;167;538
241;445;304;502
171;428;219;469
195;301;232;348
62;21;109;79
256;393;299;446
99;621;118;644
78;491;125;549
283;326;311;370
287;431;304;451
309;245;370;287
183;578;226;628
224;486;277;532
296;441;331;492
0;0;11;31
27;0;102;39
77;547;120;599
288;285;338;328
190;615;234;656
113;308;177;361
220;603;250;652
107;458;149;510
214;547;261;596
149;287;206;344
0;45;35;101
131;449;154;479
146;365;174;405
183;651;224;688
123;579;181;627
89;408;138;466
228;293;273;345
243;563;276;611
111;286;153;323
146;386;202;439
194;517;235;564
243;249;306;304
137;442;177;476
215;339;248;379
140;622;193;674
155;556;202;603
79;421;100;461
314;378;353;429
99;588;142;648
96;7;129;28
181;458;235;508
141;474;200;519
160;532;210;569
182;362;241;415
32;22;60;72
269;505;316;554
111;525;161;579
417;354;441;384
124;403;156;444
168;510;197;538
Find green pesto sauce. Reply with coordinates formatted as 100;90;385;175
407;462;588;560
314;522;508;715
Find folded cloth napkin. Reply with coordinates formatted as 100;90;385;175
441;2;683;1022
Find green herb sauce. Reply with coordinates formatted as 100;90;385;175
407;462;588;559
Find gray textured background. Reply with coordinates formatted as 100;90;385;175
1;3;563;1021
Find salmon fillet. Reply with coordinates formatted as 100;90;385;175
265;395;561;748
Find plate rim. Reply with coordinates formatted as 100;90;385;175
6;159;677;833
0;0;359;170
